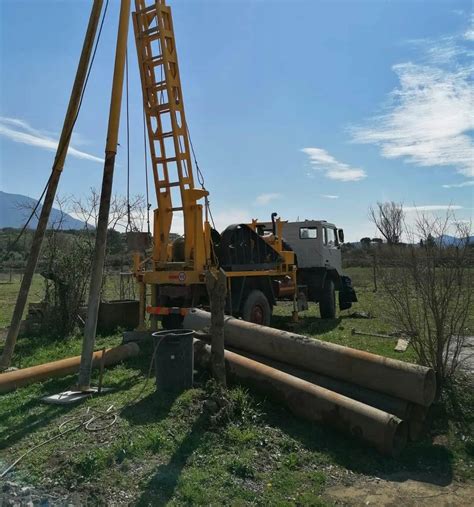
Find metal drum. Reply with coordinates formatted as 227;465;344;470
152;329;194;393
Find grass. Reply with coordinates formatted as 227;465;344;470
0;273;44;328
0;268;473;505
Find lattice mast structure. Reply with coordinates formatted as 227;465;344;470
133;0;211;277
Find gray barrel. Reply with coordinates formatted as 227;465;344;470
152;329;194;393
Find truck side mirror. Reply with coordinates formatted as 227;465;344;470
338;229;344;243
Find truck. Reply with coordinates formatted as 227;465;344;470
130;0;356;329
133;213;357;328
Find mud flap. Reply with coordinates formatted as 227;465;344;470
339;275;358;310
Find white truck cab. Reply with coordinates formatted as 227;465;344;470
282;220;343;274
258;219;356;319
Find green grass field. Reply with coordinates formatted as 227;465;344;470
0;274;44;328
0;268;472;505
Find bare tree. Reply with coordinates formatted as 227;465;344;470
17;195;94;336
369;201;404;244
381;211;472;394
72;187;146;232
16;191;148;335
71;188;100;230
126;194;148;232
17;194;70;230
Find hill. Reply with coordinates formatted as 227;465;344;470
0;191;85;230
437;234;474;246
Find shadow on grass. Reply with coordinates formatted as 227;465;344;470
127;365;459;502
118;386;207;506
0;375;80;452
120;388;180;426
129;381;455;505
136;413;206;506
259;397;454;487
0;367;147;451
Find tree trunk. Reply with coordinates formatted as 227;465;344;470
373;251;378;292
205;269;227;387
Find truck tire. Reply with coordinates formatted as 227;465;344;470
320;278;336;319
162;313;184;330
242;290;272;326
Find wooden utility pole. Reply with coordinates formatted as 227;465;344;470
205;269;227;387
0;0;105;369
77;0;131;390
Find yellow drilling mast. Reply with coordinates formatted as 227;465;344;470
133;0;212;274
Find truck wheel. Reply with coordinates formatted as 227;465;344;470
162;313;184;330
320;279;336;319
242;290;272;326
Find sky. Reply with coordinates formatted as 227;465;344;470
0;0;473;242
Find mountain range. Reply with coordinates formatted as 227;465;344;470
436;234;473;246
0;191;86;230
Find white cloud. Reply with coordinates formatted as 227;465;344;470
404;205;463;212
255;193;281;205
0;116;103;163
442;180;474;188
302;147;366;182
351;32;474;178
210;209;251;232
169;212;184;235
464;28;474;41
169;208;251;234
320;194;339;199
465;13;474;41
71;132;90;147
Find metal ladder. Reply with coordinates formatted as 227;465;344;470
133;0;204;262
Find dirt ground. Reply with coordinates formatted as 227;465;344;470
325;474;474;507
2;471;474;506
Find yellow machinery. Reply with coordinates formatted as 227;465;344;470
131;0;298;329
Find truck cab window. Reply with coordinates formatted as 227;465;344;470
324;227;337;246
300;227;317;239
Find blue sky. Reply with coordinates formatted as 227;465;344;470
0;0;472;241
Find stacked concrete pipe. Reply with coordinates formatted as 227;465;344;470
194;341;408;456
185;309;436;455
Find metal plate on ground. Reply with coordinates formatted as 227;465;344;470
395;338;410;352
42;387;112;405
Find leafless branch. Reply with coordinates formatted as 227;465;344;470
369;201;404;244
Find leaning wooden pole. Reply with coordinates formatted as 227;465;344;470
0;0;105;370
77;0;131;390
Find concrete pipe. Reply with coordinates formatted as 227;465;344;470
194;341;407;456
184;309;436;406
232;345;430;441
0;343;140;394
224;346;414;420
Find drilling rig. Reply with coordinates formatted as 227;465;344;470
131;0;356;330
